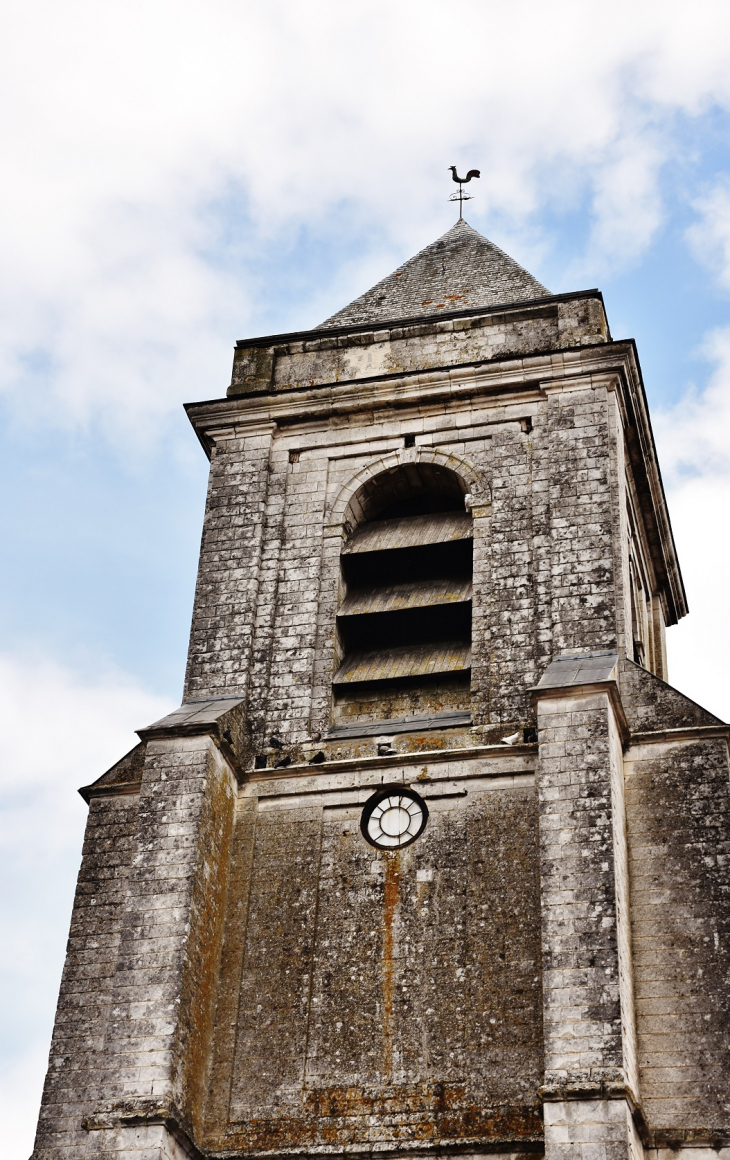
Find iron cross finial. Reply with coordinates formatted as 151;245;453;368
448;165;480;220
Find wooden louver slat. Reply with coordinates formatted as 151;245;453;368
339;578;472;616
333;642;471;685
342;510;472;554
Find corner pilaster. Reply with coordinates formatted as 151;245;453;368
533;651;643;1160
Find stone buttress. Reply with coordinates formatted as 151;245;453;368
33;220;730;1160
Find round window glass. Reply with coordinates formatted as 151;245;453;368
360;787;428;850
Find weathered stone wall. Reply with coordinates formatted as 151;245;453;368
184;424;276;700
535;688;636;1093
200;754;543;1154
625;734;730;1135
598;661;730;1144
543;1098;644;1160
33;790;139;1157
482;382;623;725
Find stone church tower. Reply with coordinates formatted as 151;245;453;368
33;221;730;1160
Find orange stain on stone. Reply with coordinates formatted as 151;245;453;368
382;851;400;1081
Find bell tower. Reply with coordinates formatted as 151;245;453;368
33;220;730;1160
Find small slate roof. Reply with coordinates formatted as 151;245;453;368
535;650;619;690
319;219;549;329
140;695;245;735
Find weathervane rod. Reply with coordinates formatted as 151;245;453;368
448;165;480;220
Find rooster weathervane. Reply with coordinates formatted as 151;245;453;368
449;165;480;219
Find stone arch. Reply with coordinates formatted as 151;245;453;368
328;446;485;536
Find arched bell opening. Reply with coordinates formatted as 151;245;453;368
333;463;473;728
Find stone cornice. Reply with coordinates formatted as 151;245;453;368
249;740;538;781
186;338;635;436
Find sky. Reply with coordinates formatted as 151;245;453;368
2;1;730;1154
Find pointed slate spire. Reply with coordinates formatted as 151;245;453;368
319;219;549;329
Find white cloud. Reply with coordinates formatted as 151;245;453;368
662;473;730;722
660;186;730;717
656;328;730;482
687;178;730;290
0;1044;52;1160
569;131;667;280
0;652;173;795
655;328;730;721
4;1;730;434
0;652;173;1160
